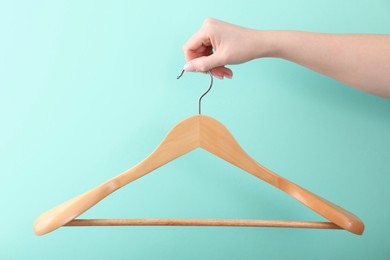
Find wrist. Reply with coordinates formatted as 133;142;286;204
254;30;296;59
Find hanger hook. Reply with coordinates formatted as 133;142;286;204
176;69;213;115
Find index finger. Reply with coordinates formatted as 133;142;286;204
182;30;212;61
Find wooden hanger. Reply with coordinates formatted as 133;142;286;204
34;72;364;236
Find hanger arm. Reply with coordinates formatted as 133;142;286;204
198;115;364;235
34;116;201;236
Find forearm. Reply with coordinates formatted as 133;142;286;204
260;31;390;98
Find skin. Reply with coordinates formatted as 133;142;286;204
183;18;390;98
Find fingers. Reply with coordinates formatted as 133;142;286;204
185;54;221;72
210;66;233;79
183;30;211;61
182;18;234;79
183;54;232;79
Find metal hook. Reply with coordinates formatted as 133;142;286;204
176;69;213;115
176;69;185;80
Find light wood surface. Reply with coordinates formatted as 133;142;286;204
65;219;341;229
34;115;364;236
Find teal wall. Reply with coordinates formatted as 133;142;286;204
1;0;390;259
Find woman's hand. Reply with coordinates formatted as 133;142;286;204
182;18;271;79
182;18;390;98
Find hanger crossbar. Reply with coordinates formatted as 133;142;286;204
65;219;341;229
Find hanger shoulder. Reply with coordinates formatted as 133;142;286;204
117;115;201;182
199;115;279;185
198;115;364;235
34;116;202;236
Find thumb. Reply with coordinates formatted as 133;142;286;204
184;54;224;72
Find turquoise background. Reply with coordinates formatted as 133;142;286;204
1;0;390;259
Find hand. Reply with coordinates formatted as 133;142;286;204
183;18;390;98
182;18;268;79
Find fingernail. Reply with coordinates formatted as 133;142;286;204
214;74;223;80
184;63;195;72
225;74;232;79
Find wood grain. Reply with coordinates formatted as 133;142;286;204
34;115;364;236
